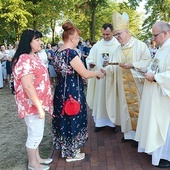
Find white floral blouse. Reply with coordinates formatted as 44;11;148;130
13;53;53;118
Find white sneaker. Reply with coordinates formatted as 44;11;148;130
66;153;85;162
76;148;81;154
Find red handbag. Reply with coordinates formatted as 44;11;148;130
62;95;80;116
61;49;81;116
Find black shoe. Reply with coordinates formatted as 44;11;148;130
112;126;118;134
131;140;138;147
156;159;170;168
121;137;132;143
94;127;105;132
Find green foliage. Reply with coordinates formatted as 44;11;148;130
78;0;109;41
0;0;31;42
67;0;141;41
142;0;170;41
0;0;155;44
127;0;142;9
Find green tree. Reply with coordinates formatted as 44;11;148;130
67;0;141;42
25;0;64;43
75;0;110;41
0;0;31;42
75;1;141;41
0;0;145;43
142;0;170;41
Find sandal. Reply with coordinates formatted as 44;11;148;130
66;153;85;162
39;158;53;164
28;165;50;170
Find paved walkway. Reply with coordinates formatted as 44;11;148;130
49;107;168;170
1;86;168;170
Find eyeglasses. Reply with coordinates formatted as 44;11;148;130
152;31;164;39
114;30;126;38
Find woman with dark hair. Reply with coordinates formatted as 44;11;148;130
11;29;53;170
52;22;105;162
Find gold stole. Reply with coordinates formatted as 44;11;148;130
121;47;139;131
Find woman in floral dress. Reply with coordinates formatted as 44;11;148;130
11;29;53;170
52;22;105;162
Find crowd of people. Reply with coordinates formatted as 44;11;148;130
0;37;93;91
1;10;170;170
0;42;19;89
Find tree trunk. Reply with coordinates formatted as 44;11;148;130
52;28;55;43
90;7;96;42
51;19;56;43
33;20;37;29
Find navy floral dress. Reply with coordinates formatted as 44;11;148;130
52;48;88;158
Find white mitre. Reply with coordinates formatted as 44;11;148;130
112;11;129;31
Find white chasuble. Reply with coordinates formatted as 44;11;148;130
105;36;151;133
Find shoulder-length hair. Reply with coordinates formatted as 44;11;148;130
11;29;42;69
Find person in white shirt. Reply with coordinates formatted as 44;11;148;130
0;44;9;87
38;44;48;68
0;56;3;88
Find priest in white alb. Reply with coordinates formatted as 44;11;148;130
135;21;170;168
86;23;119;133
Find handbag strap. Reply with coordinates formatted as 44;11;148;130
63;49;80;103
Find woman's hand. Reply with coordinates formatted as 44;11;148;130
89;62;96;68
38;107;46;119
96;69;105;79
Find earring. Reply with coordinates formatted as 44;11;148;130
71;39;74;42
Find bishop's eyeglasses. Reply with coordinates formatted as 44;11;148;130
113;30;126;38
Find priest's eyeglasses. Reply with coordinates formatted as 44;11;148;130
152;31;164;39
152;29;170;39
114;30;126;38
